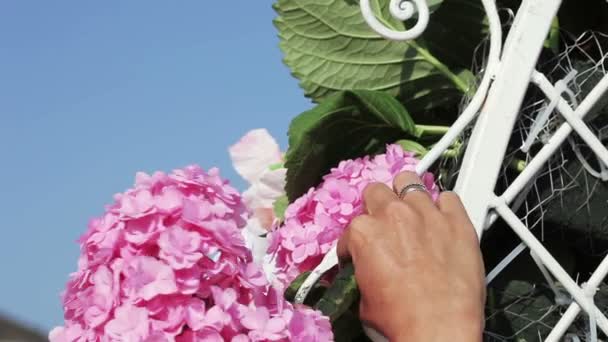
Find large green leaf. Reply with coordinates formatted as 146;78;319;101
273;0;485;112
285;90;417;200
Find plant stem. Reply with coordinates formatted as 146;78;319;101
419;140;461;159
416;125;450;137
410;41;471;94
441;148;460;159
269;162;284;171
372;7;470;94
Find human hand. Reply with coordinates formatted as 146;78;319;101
337;171;485;342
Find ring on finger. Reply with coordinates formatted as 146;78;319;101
395;183;428;200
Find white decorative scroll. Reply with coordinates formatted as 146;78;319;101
359;0;430;41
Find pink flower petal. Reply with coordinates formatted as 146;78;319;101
229;129;282;184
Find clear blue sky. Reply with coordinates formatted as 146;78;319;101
0;1;311;332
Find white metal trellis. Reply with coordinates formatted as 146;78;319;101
296;0;608;341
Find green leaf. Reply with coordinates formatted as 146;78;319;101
396;139;427;156
285;90;417;200
331;310;367;342
273;195;289;221
284;271;312;302
273;0;484;112
314;263;359;322
543;17;560;54
269;162;284;171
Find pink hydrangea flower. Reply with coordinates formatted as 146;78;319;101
158;226;204;269
269;144;439;285
104;304;151;340
241;306;290;341
289;306;334;342
51;165;332;341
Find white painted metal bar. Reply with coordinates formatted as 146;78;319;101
532;72;608;167
414;0;503;176
589;289;598;342
455;0;562;237
561;111;608;166
492;197;608;335
530;250;562;300
293;246;338;304
545;254;608;341
502;72;608;204
485;72;608;228
485;242;527;285
481;67;608;342
522;70;578;153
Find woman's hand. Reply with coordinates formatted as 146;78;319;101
337;171;485;342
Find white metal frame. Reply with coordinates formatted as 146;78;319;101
296;0;608;340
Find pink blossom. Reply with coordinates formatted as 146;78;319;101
122;256;178;301
230;129;283;184
158;226;203;269
52;165;333;341
241;306;288;341
289;306;333;342
124;216;161;245
187;305;230;332
154;186;183;213
269;144;439;285
177;329;224;342
230;129;287;264
83;266;116;328
118;189;155;218
104;304;151;341
49;324;84;342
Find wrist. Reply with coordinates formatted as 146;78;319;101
388;314;483;342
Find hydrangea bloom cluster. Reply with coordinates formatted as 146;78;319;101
268;144;440;284
50;165;331;341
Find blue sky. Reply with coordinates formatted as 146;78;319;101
0;1;311;332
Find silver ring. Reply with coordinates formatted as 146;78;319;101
396;183;428;200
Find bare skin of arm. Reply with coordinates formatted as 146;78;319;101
337;171;486;342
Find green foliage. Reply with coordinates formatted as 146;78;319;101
314;264;359;322
544;17;560;54
284;90;418;200
273;0;485;113
395;139;428;156
273;195;289;221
